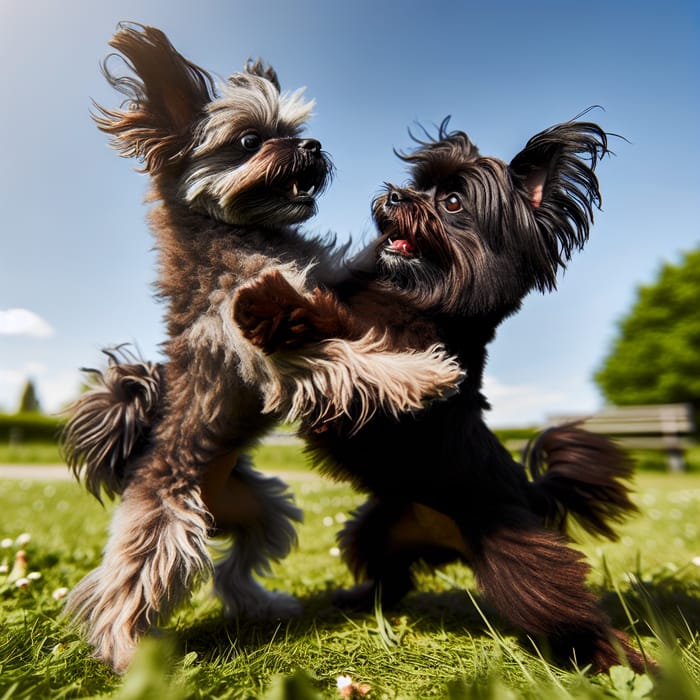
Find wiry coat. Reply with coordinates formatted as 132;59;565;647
235;118;650;673
61;24;462;673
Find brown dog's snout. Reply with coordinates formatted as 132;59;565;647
388;190;402;205
387;187;406;206
299;138;321;154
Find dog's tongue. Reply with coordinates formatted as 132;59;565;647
390;239;415;256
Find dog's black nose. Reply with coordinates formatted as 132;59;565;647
387;189;404;205
299;138;321;153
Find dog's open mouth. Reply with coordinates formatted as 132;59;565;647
383;228;422;258
285;169;323;203
386;238;416;257
287;180;316;201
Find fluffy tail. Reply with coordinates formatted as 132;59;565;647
61;347;163;502
523;424;638;540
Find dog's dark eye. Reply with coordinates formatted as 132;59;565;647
240;133;262;152
441;194;462;213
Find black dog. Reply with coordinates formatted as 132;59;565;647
234;117;648;673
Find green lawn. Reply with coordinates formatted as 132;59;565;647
0;447;698;699
0;441;63;464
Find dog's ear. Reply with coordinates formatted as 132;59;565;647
92;22;216;173
243;58;281;92
509;121;609;288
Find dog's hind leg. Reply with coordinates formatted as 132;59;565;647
469;518;649;673
336;498;468;609
335;499;417;608
63;452;212;673
211;454;303;619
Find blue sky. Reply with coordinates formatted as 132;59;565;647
1;0;698;427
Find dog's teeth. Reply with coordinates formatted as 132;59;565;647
307;185;315;196
292;182;298;196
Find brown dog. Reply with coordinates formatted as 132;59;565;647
61;24;462;672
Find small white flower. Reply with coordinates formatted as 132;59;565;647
1;538;13;549
335;512;347;523
27;571;42;581
16;533;31;546
329;546;341;557
0;564;8;574
336;674;371;698
14;577;30;589
52;587;69;601
323;516;334;527
692;556;700;567
337;676;353;690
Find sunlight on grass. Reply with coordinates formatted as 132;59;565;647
0;441;63;464
0;454;698;698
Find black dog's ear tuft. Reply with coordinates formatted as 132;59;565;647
92;22;216;173
398;119;481;190
509;121;610;290
244;57;281;92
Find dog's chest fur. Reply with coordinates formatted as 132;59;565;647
148;200;328;448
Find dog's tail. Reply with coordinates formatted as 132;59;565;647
523;423;638;540
61;346;163;503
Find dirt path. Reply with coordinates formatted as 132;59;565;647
0;464;320;482
0;464;73;480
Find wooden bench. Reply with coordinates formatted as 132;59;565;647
540;403;696;471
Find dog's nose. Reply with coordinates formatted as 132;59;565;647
387;188;405;206
299;138;321;153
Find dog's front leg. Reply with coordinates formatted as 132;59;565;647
64;450;212;673
234;270;358;354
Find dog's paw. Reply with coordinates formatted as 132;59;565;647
234;284;286;352
233;280;318;354
256;590;303;619
332;582;376;611
234;272;316;353
222;589;302;620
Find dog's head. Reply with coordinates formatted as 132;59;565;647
93;23;332;226
372;118;609;317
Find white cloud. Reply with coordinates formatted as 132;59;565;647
482;375;600;428
0;309;54;337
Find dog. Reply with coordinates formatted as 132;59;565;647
60;24;463;672
233;117;650;673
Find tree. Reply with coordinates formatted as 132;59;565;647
17;379;41;413
595;248;700;408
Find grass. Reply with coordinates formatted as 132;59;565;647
0;441;63;464
0;446;699;698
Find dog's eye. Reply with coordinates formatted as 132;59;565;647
441;194;462;213
240;133;262;152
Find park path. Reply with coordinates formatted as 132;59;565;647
0;431;317;482
0;463;319;483
0;464;322;481
0;464;74;480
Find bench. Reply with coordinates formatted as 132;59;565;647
275;408;696;470
539;403;696;471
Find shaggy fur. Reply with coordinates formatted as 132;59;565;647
235;118;650;673
61;24;462;672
